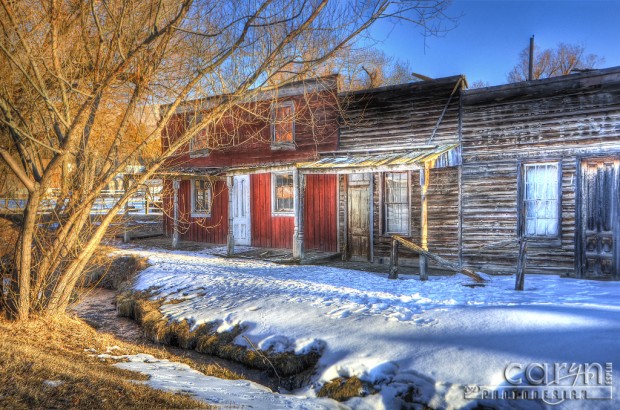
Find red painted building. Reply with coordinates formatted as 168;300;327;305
161;76;340;255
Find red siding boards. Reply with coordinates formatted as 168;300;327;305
304;174;337;252
162;179;228;244
250;173;294;249
163;87;339;170
164;173;337;252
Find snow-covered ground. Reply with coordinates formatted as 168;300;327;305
117;245;620;409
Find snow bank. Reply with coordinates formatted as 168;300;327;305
120;246;620;409
101;353;343;409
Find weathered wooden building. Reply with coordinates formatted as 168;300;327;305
160;66;620;279
307;76;465;267
161;76;340;254
461;67;620;279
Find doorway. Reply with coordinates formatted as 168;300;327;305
579;157;620;279
232;175;251;246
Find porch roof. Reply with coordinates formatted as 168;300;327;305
297;144;459;174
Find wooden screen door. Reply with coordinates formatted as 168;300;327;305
232;175;251;246
347;173;372;261
579;157;620;279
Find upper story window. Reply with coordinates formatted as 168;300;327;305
523;162;560;238
190;129;210;156
272;172;294;215
384;172;410;235
271;102;295;148
192;179;212;217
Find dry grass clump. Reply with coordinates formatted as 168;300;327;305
118;291;323;380
83;249;150;290
0;315;210;409
317;376;368;401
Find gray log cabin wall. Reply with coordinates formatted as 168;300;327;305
461;67;620;277
336;76;464;266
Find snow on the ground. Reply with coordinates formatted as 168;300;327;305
118;245;620;409
100;353;344;409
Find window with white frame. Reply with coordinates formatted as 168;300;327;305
271;102;295;146
523;162;559;237
192;179;212;216
272;173;294;214
384;172;410;234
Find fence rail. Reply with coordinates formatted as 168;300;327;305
389;235;486;283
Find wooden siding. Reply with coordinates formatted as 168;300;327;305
304;174;338;252
461;69;620;275
338;76;463;152
338;168;460;267
250;173;294;249
163;87;339;169
162;179;228;244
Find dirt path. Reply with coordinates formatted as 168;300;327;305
72;288;280;391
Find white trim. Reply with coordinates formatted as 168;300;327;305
522;161;560;238
190;179;212;218
383;171;411;235
271;172;295;216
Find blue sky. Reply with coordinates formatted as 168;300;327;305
369;0;620;85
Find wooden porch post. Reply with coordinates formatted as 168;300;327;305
419;163;430;281
172;179;180;248
226;176;235;256
293;169;306;260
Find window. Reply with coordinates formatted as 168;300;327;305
192;179;212;216
272;173;294;215
271;102;294;146
190;129;210;155
523;163;560;238
384;172;410;234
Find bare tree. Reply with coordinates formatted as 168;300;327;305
0;0;452;320
508;42;604;83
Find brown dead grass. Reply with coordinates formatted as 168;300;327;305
317;376;364;401
117;291;323;381
0;314;230;409
83;247;150;290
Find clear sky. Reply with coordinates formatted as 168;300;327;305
369;0;620;86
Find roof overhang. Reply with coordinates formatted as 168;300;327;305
297;144;459;175
157;145;460;178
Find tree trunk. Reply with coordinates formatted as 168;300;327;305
10;189;40;320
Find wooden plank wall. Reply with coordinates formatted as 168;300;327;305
164;86;339;169
304;174;338;252
337;168;460;266
338;76;463;151
162;179;229;244
250;173;294;249
461;71;620;275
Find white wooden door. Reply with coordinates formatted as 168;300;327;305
233;175;251;246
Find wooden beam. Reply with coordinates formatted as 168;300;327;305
226;176;234;256
388;238;399;279
172;179;180;248
293;169;305;260
392;235;487;283
515;239;528;291
419;162;430;281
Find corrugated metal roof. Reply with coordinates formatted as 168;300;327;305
297;144;458;173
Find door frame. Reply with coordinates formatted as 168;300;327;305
575;154;620;279
232;174;251;246
345;173;373;262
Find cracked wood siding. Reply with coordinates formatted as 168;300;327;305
461;69;620;275
338;77;463;151
337;168;460;267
